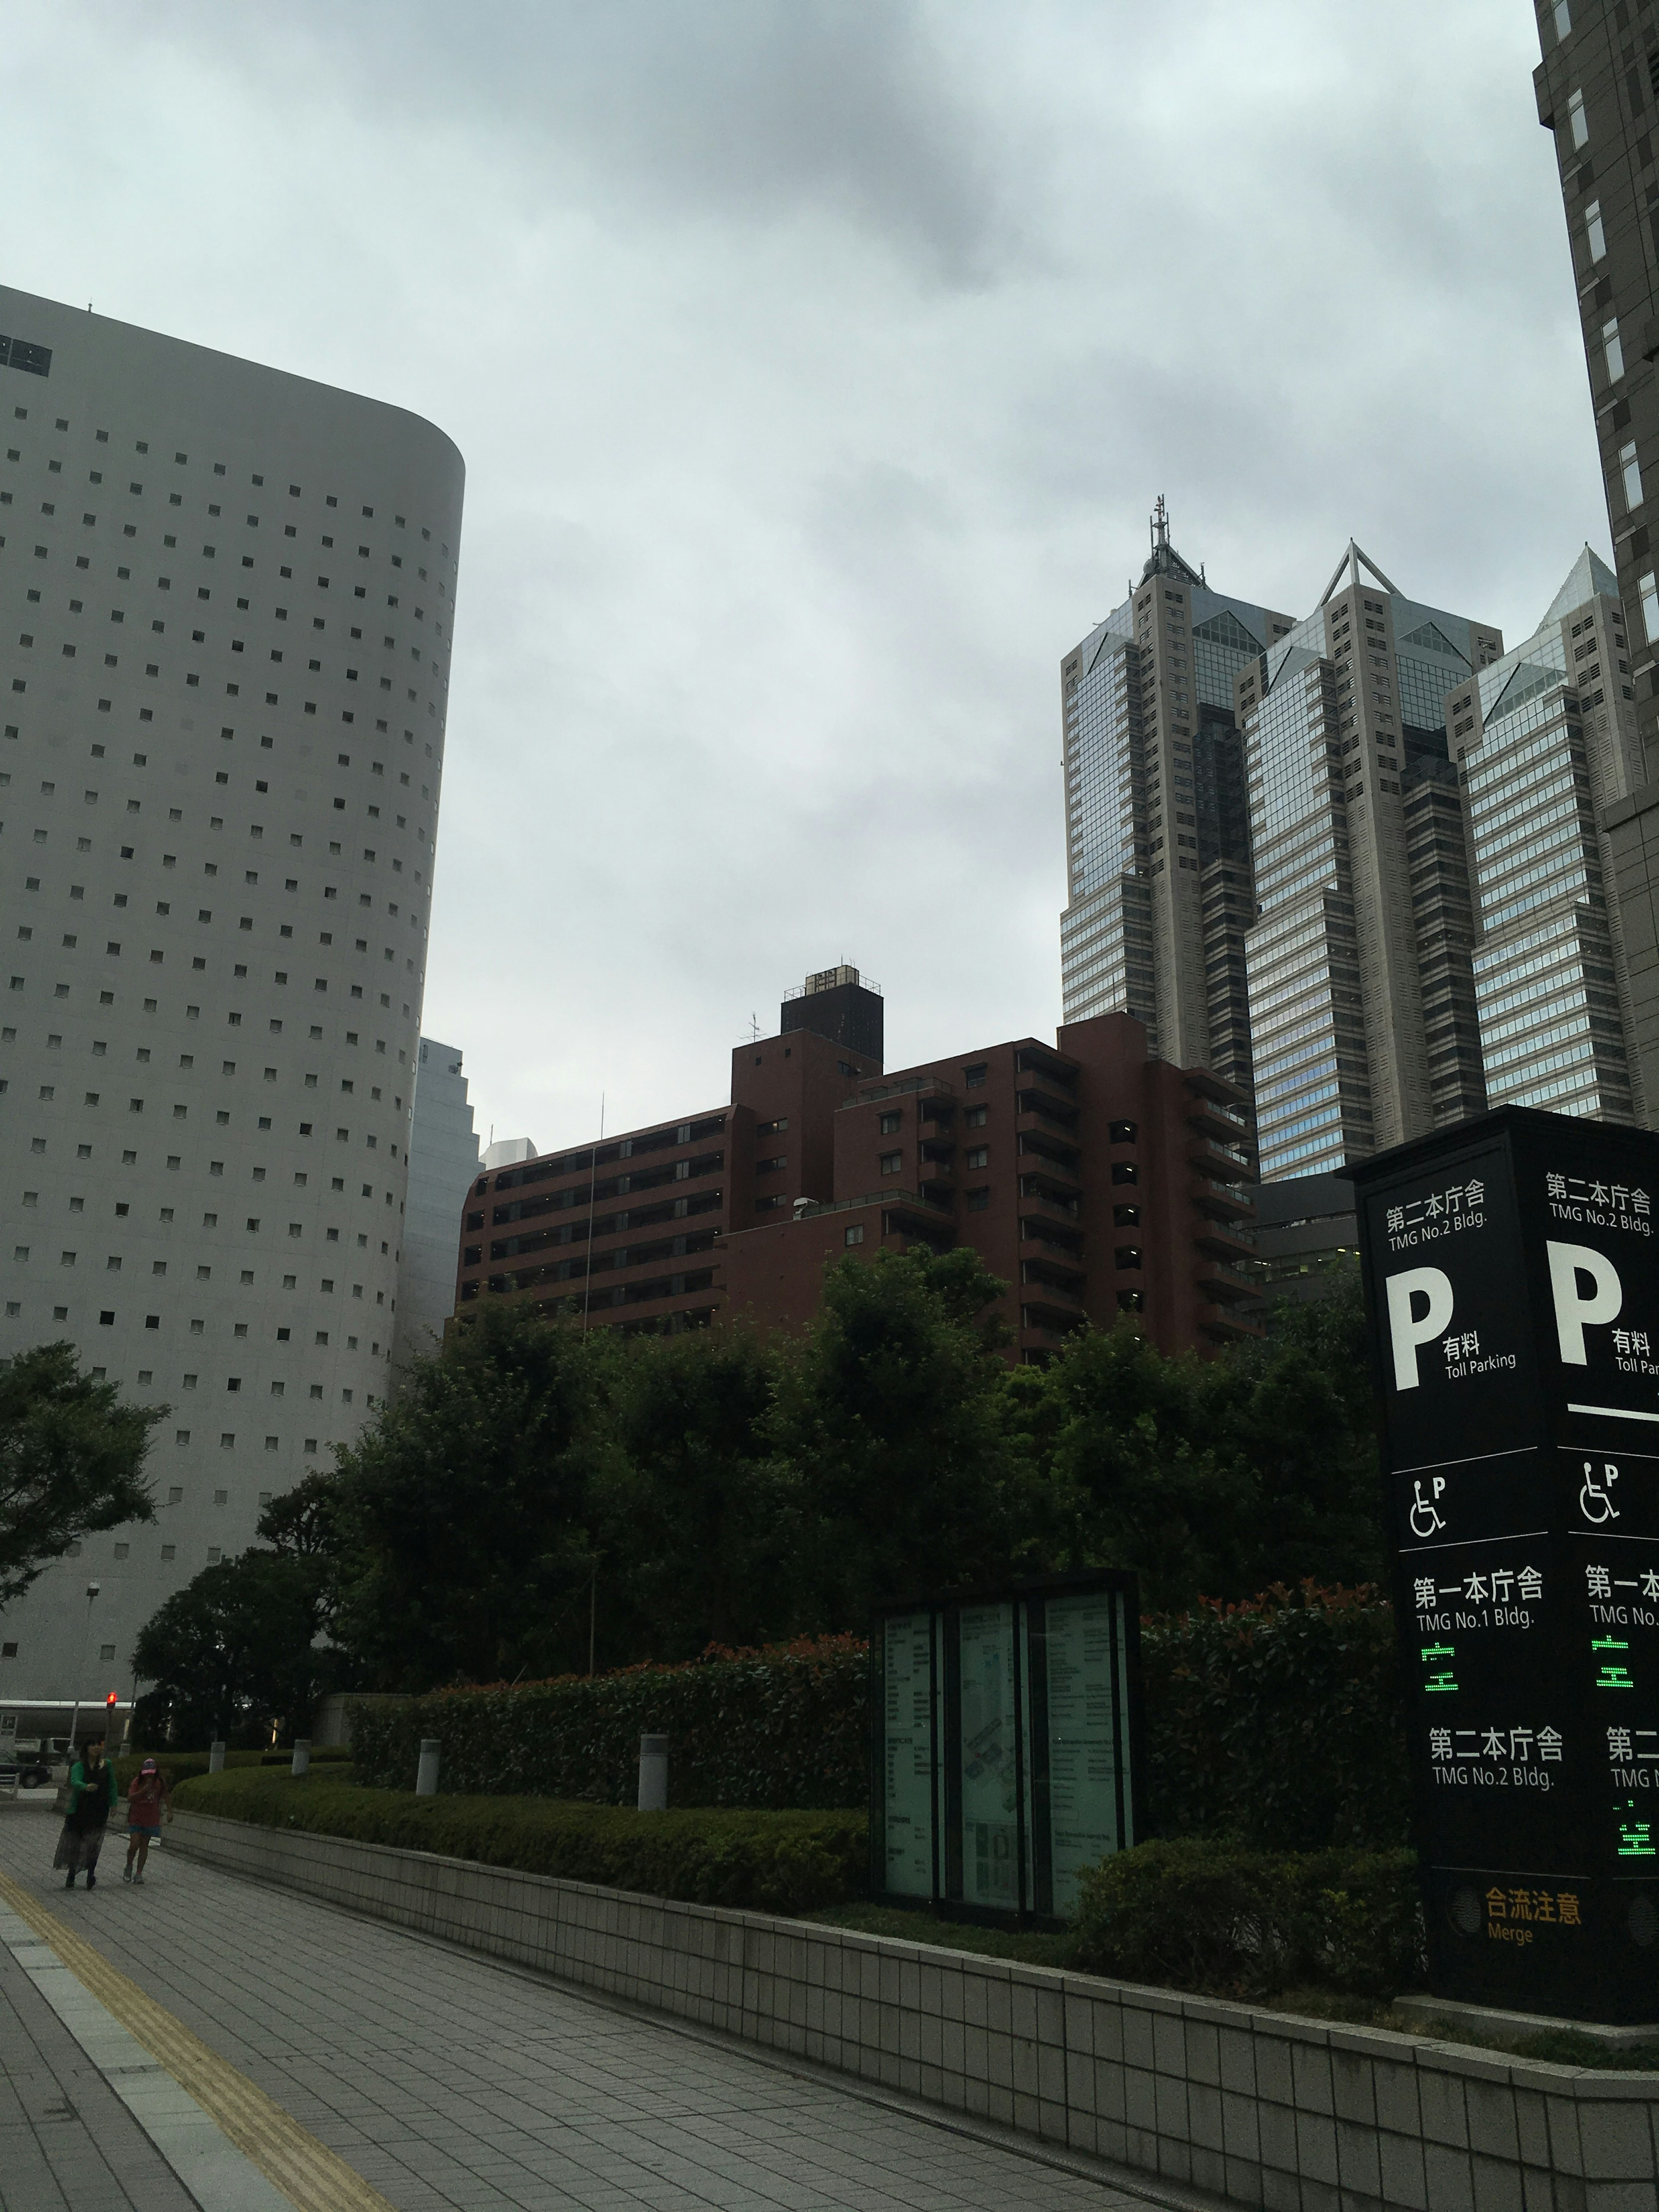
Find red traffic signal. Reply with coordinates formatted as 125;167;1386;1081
105;1691;118;1711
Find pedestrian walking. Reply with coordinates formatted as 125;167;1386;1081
52;1737;117;1889
122;1758;170;1884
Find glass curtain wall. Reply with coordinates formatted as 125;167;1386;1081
1242;639;1376;1178
1060;548;1286;1090
1062;629;1157;1042
1465;648;1637;1121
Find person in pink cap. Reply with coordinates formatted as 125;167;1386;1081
122;1759;170;1885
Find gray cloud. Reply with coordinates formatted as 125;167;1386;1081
0;0;1608;1150
122;0;1024;284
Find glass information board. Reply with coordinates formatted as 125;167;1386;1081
879;1611;935;1899
1040;1587;1132;1916
871;1570;1141;1926
958;1602;1023;1910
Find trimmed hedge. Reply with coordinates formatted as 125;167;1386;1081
113;1748;350;1796
174;1773;1419;2001
1071;1838;1424;2000
1139;1583;1409;1850
171;1767;867;1914
349;1634;869;1810
348;1589;1409;1850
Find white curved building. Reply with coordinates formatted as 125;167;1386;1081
0;284;464;1697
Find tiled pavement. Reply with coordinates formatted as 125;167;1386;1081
0;1865;197;2212
0;1799;1163;2212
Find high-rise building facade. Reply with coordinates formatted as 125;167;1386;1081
1061;507;1296;1098
392;1037;481;1374
455;972;1259;1363
1061;521;1507;1179
0;285;463;1693
1449;546;1646;1122
1236;548;1504;1178
1533;0;1659;1119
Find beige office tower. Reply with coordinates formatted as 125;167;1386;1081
1235;546;1503;1180
1060;505;1295;1096
0;286;463;1695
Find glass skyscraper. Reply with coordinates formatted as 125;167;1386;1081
1060;506;1294;1099
1451;548;1645;1122
1235;547;1503;1180
1062;526;1648;1182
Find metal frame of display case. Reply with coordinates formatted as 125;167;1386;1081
869;1567;1144;1929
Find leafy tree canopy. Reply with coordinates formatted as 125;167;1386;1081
131;1547;334;1748
328;1300;617;1688
1039;1271;1382;1611
155;1259;1384;1704
600;1321;800;1660
257;1469;344;1560
773;1246;1049;1626
0;1342;163;1610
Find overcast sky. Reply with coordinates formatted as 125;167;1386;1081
3;1;1598;1153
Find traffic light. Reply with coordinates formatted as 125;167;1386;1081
105;1691;118;1731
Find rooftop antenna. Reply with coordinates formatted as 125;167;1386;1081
749;1011;760;1042
1151;494;1170;562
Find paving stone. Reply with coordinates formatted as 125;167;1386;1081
0;1803;1145;2212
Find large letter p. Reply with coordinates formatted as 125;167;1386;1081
1386;1266;1456;1391
1546;1241;1622;1365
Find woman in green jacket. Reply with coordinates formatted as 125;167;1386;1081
53;1738;118;1889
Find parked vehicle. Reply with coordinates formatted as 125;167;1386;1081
0;1736;60;1789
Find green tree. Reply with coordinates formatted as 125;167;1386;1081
777;1246;1042;1627
1039;1320;1243;1610
601;1322;801;1661
0;1342;164;1609
330;1301;616;1688
1205;1267;1383;1593
256;1470;344;1559
1035;1273;1382;1611
131;1548;334;1746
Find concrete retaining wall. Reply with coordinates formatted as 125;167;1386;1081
169;1811;1659;2212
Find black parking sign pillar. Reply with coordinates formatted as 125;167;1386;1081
1351;1105;1659;2024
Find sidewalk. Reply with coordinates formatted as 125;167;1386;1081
0;1798;1161;2212
0;1800;196;2212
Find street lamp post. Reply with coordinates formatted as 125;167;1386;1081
64;1582;100;1766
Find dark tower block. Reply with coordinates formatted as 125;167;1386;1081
779;965;885;1066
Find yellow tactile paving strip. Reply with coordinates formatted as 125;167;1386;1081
0;1863;398;2212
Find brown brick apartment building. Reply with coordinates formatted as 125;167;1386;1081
454;968;1258;1361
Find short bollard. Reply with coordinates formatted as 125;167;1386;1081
208;1741;226;1773
415;1738;440;1797
291;1738;310;1778
637;1733;668;1812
